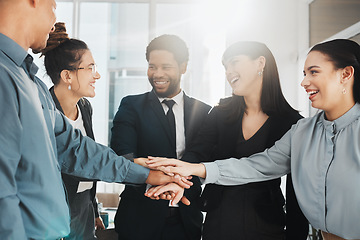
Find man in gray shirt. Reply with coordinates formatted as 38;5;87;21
0;0;190;239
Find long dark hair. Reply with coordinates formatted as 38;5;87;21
40;22;89;85
310;39;360;103
220;41;297;122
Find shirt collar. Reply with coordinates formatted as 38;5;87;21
158;90;184;106
0;33;28;67
320;103;360;133
0;33;39;80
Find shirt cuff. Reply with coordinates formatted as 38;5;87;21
201;162;219;185
123;162;150;184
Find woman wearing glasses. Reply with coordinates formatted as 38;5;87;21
40;22;104;239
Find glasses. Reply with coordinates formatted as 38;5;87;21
76;64;98;77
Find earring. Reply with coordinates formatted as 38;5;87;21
68;85;71;90
342;88;346;94
258;71;262;76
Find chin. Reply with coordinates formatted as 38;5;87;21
31;42;47;54
310;102;321;110
232;90;243;96
88;92;96;98
153;89;167;97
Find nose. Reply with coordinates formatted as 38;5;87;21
225;69;235;82
300;76;309;88
153;68;164;78
94;71;101;79
225;64;235;76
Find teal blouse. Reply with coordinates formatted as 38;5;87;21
204;103;360;239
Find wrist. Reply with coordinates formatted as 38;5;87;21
193;163;206;178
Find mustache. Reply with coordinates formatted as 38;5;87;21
150;77;169;82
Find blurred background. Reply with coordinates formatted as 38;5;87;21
31;0;360;197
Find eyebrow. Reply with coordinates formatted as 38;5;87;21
307;65;320;71
79;63;94;68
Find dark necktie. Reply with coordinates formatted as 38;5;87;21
163;99;176;144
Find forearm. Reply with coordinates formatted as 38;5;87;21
202;130;293;185
55;117;149;184
203;155;289;186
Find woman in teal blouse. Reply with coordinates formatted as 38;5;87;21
146;39;360;240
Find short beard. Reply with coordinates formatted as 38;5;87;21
149;77;180;98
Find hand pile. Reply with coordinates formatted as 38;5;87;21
135;156;196;206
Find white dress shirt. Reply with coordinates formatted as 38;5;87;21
65;105;94;193
159;90;186;159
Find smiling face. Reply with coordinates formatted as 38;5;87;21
147;50;186;98
224;55;263;97
301;51;347;116
70;50;100;98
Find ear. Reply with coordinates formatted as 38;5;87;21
179;62;187;74
341;66;354;84
257;56;266;71
60;69;73;85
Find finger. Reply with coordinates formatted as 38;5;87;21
159;193;168;200
181;176;191;182
100;222;105;229
148;156;169;160
145;190;160;200
152;184;174;197
180;196;191;206
158;166;174;176
146;159;177;167
173;175;192;188
145;185;161;197
165;166;190;177
171;191;183;206
166;193;172;200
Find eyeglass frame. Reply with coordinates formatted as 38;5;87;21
75;64;98;77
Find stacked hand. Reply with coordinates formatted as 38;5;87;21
139;156;206;205
145;182;191;206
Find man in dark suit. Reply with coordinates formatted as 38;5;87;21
110;34;211;240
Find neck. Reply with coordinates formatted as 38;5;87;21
54;85;80;120
243;93;263;115
325;100;355;121
166;88;182;99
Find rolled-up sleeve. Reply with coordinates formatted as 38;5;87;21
54;109;150;184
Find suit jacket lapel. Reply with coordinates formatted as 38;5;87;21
78;99;95;140
183;93;193;143
184;93;192;141
148;90;176;148
49;86;64;113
